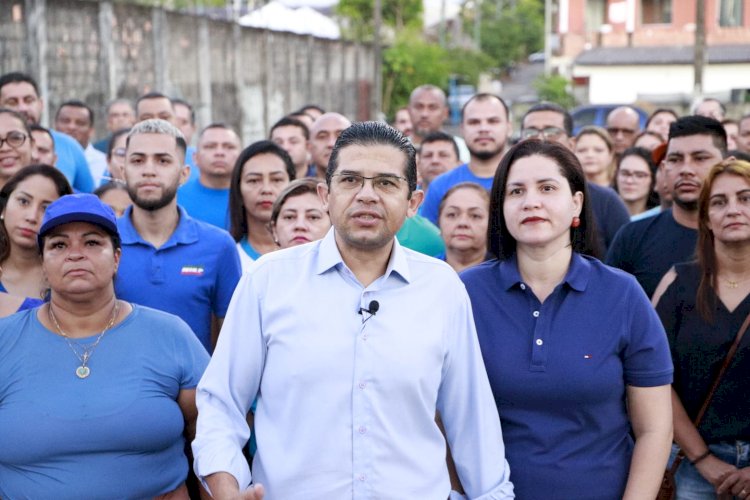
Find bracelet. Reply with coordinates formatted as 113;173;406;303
690;450;712;466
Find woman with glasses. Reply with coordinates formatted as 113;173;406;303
0;109;34;189
613;147;660;218
0;165;73;303
229;140;295;271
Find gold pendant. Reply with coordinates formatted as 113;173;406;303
76;366;91;379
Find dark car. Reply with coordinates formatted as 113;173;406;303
571;104;648;135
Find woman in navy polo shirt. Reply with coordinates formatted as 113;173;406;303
461;140;673;499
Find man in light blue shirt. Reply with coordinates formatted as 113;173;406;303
193;122;514;499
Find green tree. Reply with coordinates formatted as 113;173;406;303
337;0;423;40
533;74;575;109
468;0;544;72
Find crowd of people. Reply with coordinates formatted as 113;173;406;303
0;67;749;499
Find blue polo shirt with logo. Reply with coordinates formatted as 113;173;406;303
115;205;241;352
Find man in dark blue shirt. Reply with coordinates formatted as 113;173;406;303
606;115;728;297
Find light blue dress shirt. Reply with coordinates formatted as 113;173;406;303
193;228;514;499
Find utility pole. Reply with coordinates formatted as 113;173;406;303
372;0;382;119
693;0;705;98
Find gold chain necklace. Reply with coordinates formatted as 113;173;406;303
48;301;120;379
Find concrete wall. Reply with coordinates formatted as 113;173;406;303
0;0;375;143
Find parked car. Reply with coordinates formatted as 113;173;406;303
571;104;648;135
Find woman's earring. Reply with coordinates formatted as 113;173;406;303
571;216;581;228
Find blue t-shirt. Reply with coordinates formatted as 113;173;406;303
50;130;95;193
461;253;673;500
0;305;209;499
420;164;491;224
177;178;230;229
115;206;242;352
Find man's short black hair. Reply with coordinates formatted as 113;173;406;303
56;99;95;126
461;93;510;123
30;124;55;146
172;98;195;124
270;116;310;141
297;104;325;115
420;131;459;159
136;91;173;110
522;102;573;137
327;121;417;195
0;72;40;96
668;115;728;156
198;122;238;142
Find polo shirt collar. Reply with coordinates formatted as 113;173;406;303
497;251;590;292
316;228;411;284
118;205;199;247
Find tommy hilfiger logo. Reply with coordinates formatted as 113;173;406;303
181;265;205;276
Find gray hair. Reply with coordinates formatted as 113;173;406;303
126;119;187;158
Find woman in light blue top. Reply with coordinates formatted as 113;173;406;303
228;140;295;271
0;193;209;498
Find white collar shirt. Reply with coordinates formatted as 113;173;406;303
193;228;514;499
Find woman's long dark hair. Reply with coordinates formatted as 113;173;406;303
696;158;750;321
0;164;73;263
488;139;601;260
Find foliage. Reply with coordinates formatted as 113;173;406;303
447;47;497;83
467;0;544;72
533;74;575;109
336;0;423;41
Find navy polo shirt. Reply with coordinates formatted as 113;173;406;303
115;206;242;352
461;253;672;500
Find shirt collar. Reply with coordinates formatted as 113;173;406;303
316;228;411;284
118;205;199;247
497;252;590;292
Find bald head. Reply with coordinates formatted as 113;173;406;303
606;106;640;155
308;112;352;175
408;85;449;141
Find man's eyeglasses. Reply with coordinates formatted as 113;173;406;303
607;127;636;137
0;131;27;149
521;127;566;140
331;173;408;194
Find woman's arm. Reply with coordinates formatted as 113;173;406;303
622;384;673;500
671;387;737;489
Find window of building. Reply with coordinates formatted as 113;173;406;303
719;0;744;27
586;0;608;32
641;0;672;24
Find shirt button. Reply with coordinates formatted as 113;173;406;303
532;310;540;317
359;474;367;482
359;426;367;434
358;381;366;389
520;283;526;290
535;339;543;346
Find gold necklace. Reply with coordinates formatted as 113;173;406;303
48;301;120;379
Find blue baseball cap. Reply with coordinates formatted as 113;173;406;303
38;194;119;249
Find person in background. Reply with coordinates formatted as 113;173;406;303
93;98;135;153
177;123;241;229
437;182;489;273
296;104;324;121
228;140;294;271
94;181;132;218
0;164;72;299
693;97;726;122
0;108;34;190
722;119;739;151
115;119;241;353
30;125;57;166
417;131;461;191
54;100;108;187
393;107;413;139
462;139;672;499
173;98;197;146
268;178;330;250
646;108;679;142
287;111;314;130
634;130;664;151
613;147;660;218
308;112;351;179
0;193;209;498
574;125;615;187
102;128;130;183
269;116;311;180
606;106;641;158
653;158;750;499
407;84;469;162
738;114;750;155
0;72;94;192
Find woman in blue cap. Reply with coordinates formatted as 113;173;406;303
0;193;209;498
